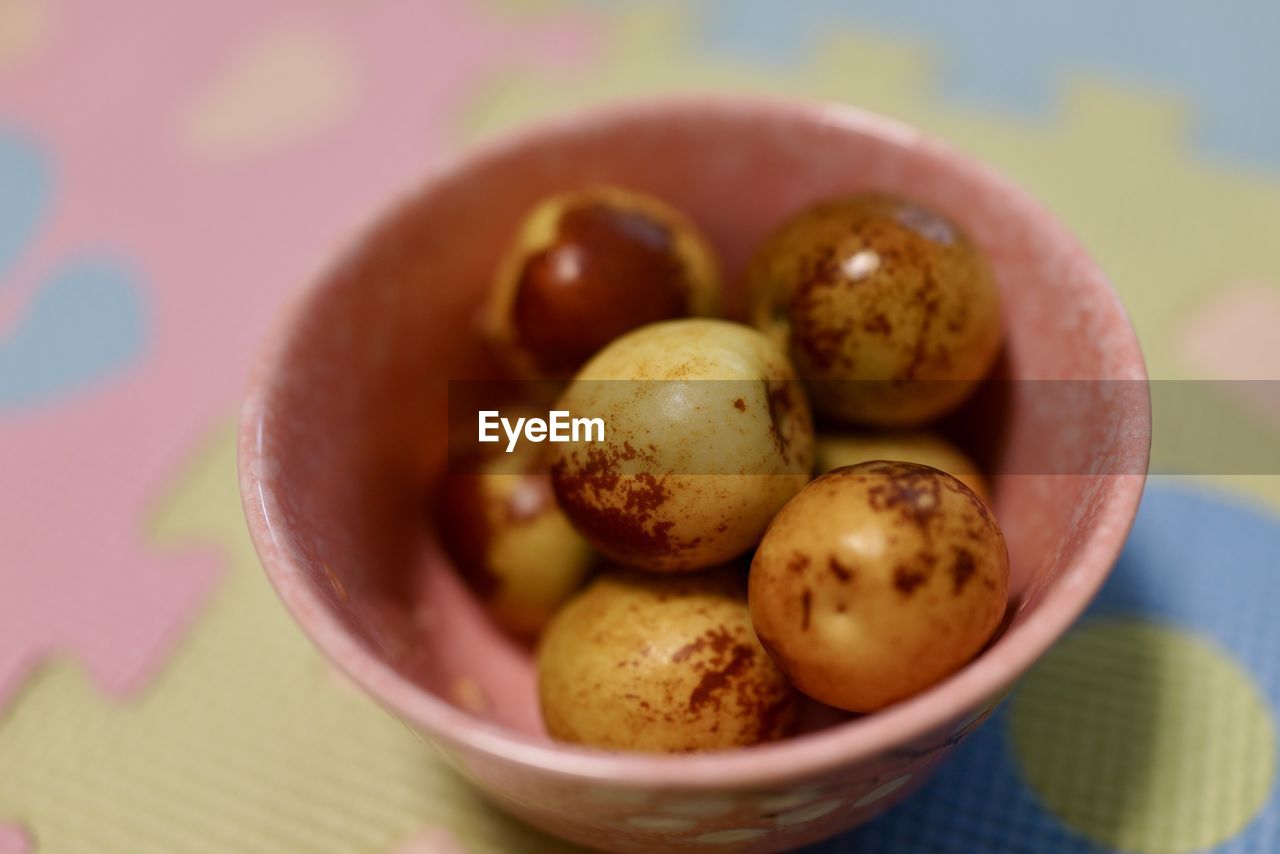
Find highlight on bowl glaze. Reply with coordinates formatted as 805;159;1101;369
238;96;1149;852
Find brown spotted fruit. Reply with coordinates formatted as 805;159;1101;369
748;194;1002;426
436;444;595;637
550;318;814;572
749;461;1008;712
815;430;989;503
483;186;721;379
537;566;798;751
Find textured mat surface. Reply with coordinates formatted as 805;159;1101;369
1;2;1276;851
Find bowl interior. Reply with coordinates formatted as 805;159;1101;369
248;101;1148;746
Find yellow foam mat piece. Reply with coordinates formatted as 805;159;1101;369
1011;618;1276;853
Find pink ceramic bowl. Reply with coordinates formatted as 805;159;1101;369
239;96;1150;852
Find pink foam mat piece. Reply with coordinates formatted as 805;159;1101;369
0;0;596;709
0;825;29;854
392;827;468;854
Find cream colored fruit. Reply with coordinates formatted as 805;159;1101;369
538;567;798;752
815;431;989;502
437;447;595;636
550;319;815;571
483;185;721;379
750;461;1009;712
748;194;1002;426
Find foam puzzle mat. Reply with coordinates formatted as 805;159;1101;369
1;1;1277;851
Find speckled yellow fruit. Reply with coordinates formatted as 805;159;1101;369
750;461;1009;712
436;446;595;636
815;431;989;503
748;194;1002;426
538;567;798;752
550;319;815;571
483;185;721;379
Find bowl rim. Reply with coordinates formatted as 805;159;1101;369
238;93;1151;790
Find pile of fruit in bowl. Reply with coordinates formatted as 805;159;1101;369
439;184;1010;752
